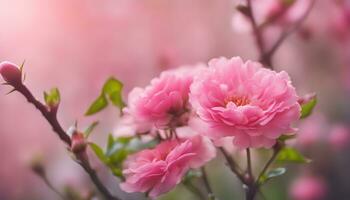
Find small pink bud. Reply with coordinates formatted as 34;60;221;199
0;61;22;86
71;132;87;154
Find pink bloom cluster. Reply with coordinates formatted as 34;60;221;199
124;65;204;133
190;57;300;148
120;135;215;198
119;56;301;197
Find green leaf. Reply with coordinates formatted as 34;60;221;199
84;121;99;138
89;143;108;164
103;77;125;110
44;88;60;107
85;77;125;116
110;167;123;178
184;170;202;182
127;138;158;153
260;168;286;183
85;94;108;116
266;168;286;178
276;147;311;164
109;148;128;165
300;97;317;119
107;134;115;152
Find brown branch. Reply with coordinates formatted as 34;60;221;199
16;84;71;145
262;0;317;64
12;82;121;200
246;0;270;67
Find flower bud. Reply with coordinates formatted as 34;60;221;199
0;61;22;86
71;132;87;154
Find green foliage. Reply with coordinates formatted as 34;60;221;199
103;78;125;109
44;88;60;107
276;147;311;164
260;168;287;183
85;77;125;116
300;96;317;119
89;134;159;179
89;143;109;163
84;121;99;138
85;94;108;115
183;170;202;183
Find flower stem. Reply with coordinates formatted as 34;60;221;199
201;167;217;200
219;148;246;184
246;148;253;178
183;181;206;200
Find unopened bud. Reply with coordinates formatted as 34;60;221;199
0;61;22;86
71;132;87;154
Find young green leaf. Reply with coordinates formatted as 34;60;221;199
89;143;109;164
300;96;317;119
85;77;125;116
85;94;108;116
110;167;123;178
276;147;311;164
107;134;115;152
44;88;60;107
109;148;128;165
103;77;125;110
84;121;99;138
260;168;287;183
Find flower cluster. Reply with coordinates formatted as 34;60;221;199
118;56;301;197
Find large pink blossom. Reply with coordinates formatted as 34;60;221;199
125;65;203;132
120;135;216;198
190;57;300;149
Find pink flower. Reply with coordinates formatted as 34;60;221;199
120;135;216;198
0;61;22;86
190;57;300;149
290;176;327;200
125;65;203;132
328;124;350;151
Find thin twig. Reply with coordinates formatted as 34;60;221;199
255;148;280;186
246;0;269;67
262;0;317;63
219;148;246;184
12;83;121;200
16;84;71;145
201;167;216;200
77;156;120;200
183;181;206;200
246;148;253;179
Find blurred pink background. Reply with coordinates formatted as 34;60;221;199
0;0;349;199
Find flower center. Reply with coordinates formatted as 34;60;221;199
224;96;250;107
